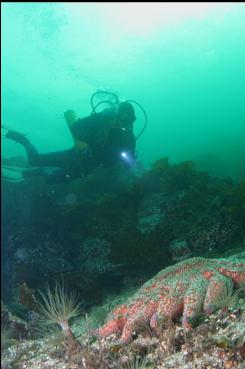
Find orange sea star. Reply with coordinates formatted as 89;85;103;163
95;257;245;344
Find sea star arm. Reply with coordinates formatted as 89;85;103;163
218;266;245;286
96;305;128;338
119;301;158;344
182;277;209;330
152;284;185;327
98;319;121;338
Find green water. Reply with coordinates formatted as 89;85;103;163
2;2;245;179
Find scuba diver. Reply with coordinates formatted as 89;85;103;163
4;92;147;184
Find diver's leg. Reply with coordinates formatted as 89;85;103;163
10;139;58;167
6;130;41;165
6;130;75;168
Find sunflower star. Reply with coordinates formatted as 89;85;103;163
95;257;245;344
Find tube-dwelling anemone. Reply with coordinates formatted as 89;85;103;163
38;283;82;340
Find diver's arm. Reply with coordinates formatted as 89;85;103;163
122;134;137;169
124;132;137;160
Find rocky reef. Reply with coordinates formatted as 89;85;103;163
1;157;245;368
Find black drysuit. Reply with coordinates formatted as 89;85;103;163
23;110;136;184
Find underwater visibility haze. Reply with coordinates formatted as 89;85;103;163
1;3;245;369
2;2;245;179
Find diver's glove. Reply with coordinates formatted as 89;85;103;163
6;130;30;145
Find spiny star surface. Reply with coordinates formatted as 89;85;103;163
96;257;245;344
